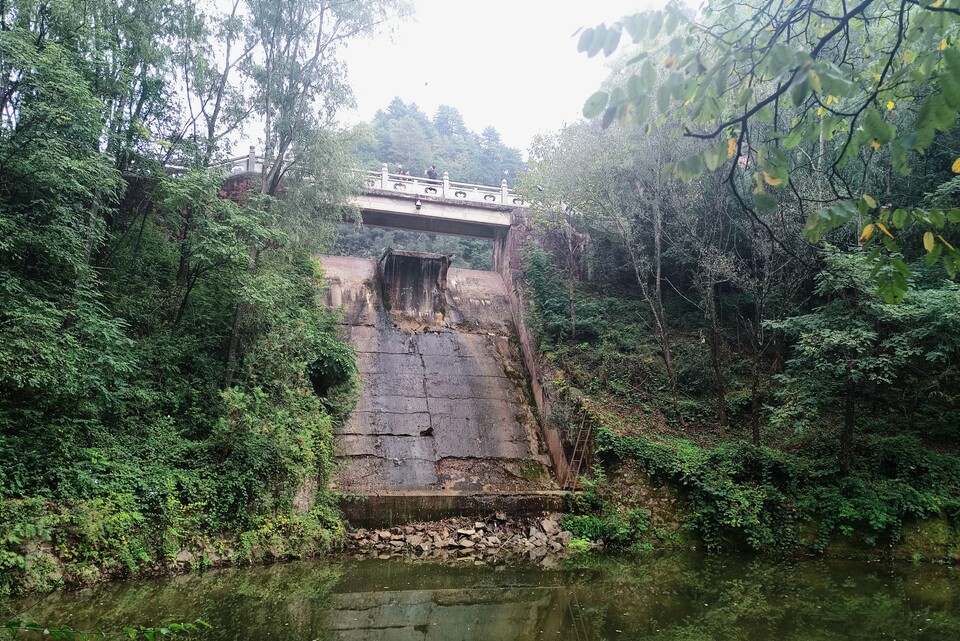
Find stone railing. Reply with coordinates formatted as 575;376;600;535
211;146;526;207
364;164;526;207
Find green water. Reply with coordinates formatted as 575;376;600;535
5;554;960;640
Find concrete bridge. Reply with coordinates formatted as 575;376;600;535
217;147;525;241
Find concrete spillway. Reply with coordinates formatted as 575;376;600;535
321;252;562;524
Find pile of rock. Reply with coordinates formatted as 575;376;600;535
342;512;593;566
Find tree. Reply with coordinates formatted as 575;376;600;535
769;249;960;471
578;0;960;302
525;122;688;425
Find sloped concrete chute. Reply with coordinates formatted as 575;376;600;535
322;250;566;525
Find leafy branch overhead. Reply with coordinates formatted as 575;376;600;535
579;0;960;302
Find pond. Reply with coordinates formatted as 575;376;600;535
5;553;960;640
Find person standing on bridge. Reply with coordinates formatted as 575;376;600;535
426;165;438;180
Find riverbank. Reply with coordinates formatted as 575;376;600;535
341;512;593;567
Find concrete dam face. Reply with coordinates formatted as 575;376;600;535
321;250;562;521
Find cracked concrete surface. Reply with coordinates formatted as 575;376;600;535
321;254;556;494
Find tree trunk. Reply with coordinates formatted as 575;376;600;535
706;283;728;429
650;180;684;428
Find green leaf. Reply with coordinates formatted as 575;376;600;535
755;192;778;213
657;84;671;113
892;208;908;228
601;106;616;129
665;10;679;35
648;12;664;39
622;14;646;42
602;27;622;57
627;74;644;101
782;127;803;149
704;146;721;171
640;59;656;89
634;95;652;123
587;24;607;57
862;108;895;145
791;72;811;106
583;91;609;118
577;28;594;53
928;209;946;228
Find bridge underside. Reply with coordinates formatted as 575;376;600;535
350;192;514;240
351;209;503;239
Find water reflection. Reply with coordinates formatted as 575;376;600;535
6;554;960;641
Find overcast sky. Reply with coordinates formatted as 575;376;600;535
339;0;664;156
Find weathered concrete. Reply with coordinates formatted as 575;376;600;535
340;492;567;529
322;252;561;523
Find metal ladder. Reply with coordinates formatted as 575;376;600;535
565;410;593;490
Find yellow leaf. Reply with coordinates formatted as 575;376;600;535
817;106;825;116
826;95;839;106
859;224;875;245
870;139;881;150
924;231;936;252
940;39;948;51
727;138;737;159
862;194;878;208
939;235;957;251
763;171;782;186
873;72;882;81
809;71;822;93
886;101;895;110
952;157;960;173
876;222;894;238
934;0;945;6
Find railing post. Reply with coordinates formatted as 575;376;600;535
380;163;388;189
501;179;509;203
442;171;450;198
247;145;257;173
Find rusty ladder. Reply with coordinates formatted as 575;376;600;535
565;410;593;491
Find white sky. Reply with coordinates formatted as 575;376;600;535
339;0;664;155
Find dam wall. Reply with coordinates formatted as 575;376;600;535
321;251;564;524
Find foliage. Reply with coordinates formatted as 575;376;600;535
350;98;524;186
333;225;493;270
768;249;960;465
563;468;651;548
0;0;389;595
2;619;209;641
579;0;960;302
594;426;960;552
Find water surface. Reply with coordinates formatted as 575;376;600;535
6;553;960;640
